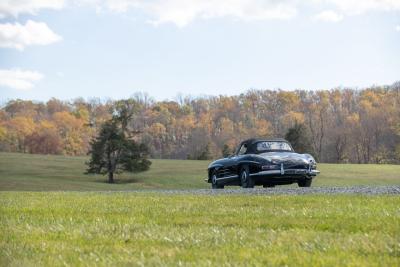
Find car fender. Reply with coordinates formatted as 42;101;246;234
237;157;264;174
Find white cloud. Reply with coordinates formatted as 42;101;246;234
100;0;400;26
0;0;400;27
103;0;298;27
313;10;343;22
0;0;65;18
0;20;62;51
0;69;44;90
0;0;295;27
321;0;400;16
396;25;400;31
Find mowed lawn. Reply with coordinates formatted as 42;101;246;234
0;192;399;266
0;152;400;191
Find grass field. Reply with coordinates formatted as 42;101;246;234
1;153;399;266
1;192;399;266
0;152;400;191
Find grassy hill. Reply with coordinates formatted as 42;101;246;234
0;152;399;191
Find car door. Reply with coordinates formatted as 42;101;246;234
219;142;248;180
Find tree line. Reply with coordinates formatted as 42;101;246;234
1;83;399;163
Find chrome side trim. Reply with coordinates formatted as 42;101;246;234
250;170;281;176
250;169;320;177
215;175;239;181
240;161;261;165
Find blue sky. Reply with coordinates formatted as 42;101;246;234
0;0;399;101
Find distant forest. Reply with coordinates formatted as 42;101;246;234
1;82;400;163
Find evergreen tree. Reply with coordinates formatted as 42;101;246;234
86;119;151;183
285;122;315;156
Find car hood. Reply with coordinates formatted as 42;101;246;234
255;152;315;164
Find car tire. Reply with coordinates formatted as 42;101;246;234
298;179;312;187
240;166;254;188
211;173;224;189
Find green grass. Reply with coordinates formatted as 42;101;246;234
0;192;399;266
1;154;399;266
0;152;400;191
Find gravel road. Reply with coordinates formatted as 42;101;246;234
118;186;400;195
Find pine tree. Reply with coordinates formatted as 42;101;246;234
86;120;151;183
285;122;315;156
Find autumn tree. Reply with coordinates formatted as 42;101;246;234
1;83;400;163
52;111;88;155
6;116;35;152
25;121;62;154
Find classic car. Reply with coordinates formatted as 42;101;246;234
206;138;320;189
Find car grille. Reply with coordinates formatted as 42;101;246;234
284;169;307;174
283;163;308;170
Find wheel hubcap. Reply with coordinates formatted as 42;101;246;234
241;172;247;183
212;175;217;184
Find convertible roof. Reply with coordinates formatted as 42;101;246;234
236;138;291;154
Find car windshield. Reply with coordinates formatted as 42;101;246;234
237;144;247;155
256;141;292;152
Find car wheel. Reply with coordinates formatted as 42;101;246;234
240;166;254;188
298;179;312;187
211;173;224;189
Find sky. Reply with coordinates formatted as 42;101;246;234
0;0;399;102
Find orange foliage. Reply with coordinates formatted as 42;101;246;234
0;85;399;162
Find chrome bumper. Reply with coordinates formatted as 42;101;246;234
205;168;320;182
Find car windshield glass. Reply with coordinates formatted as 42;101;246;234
238;144;247;155
256;141;292;152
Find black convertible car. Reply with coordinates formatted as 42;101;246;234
206;138;320;189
